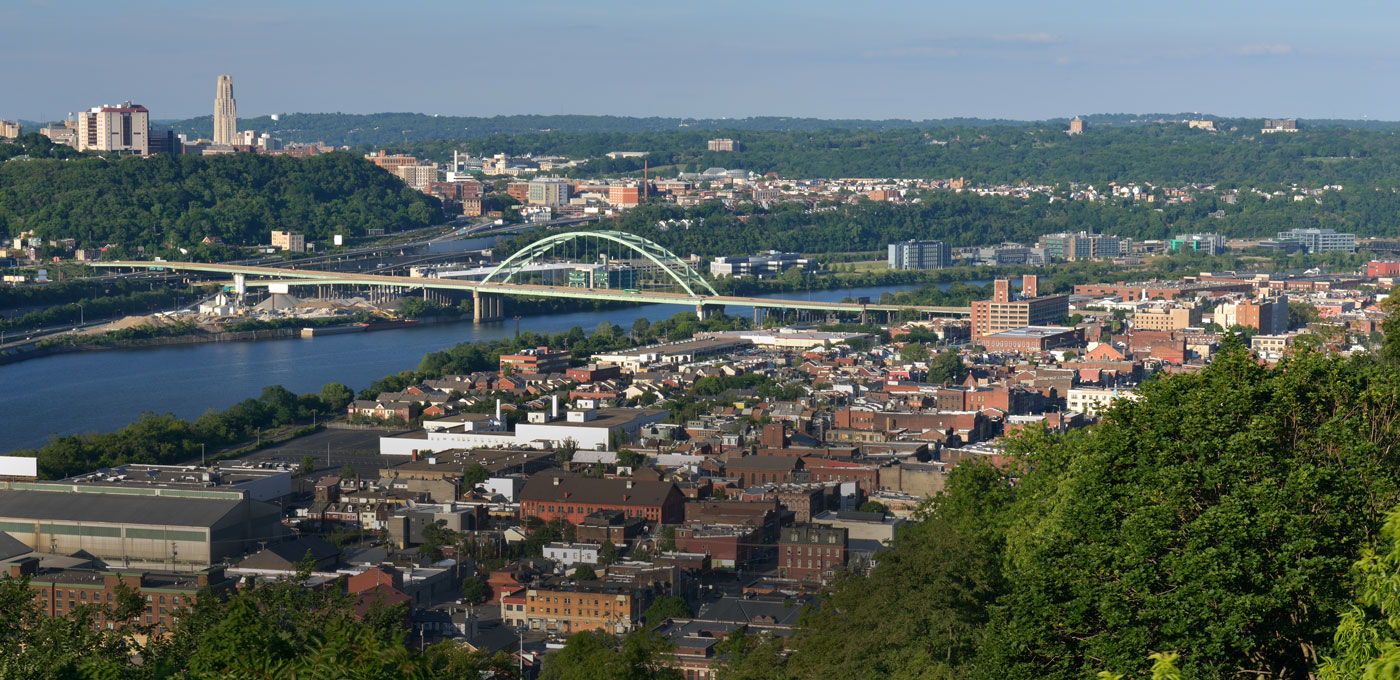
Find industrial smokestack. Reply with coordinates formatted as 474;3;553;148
495;399;502;421
552;395;559;419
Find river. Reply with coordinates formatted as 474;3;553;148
0;282;977;451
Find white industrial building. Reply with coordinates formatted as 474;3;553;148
543;542;602;566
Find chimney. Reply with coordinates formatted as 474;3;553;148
495;399;502;421
993;279;1010;303
1022;275;1038;299
552;395;559;419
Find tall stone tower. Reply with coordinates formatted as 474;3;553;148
213;75;237;145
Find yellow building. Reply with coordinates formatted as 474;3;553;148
524;581;644;635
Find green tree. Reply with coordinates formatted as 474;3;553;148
1319;506;1400;679
598;541;620;566
340;463;357;479
319;382;355;412
461;576;491;606
899;342;930;363
573;564;598;581
714;628;791;680
540;630;681;680
300;455;316;476
462;463;490;490
857;500;888;515
926;350;968;385
643;595;692;624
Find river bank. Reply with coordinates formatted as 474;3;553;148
0;284;931;451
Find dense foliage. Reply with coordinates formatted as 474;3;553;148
776;339;1400;680
0;133;86;161
0;152;442;252
0;562;515;679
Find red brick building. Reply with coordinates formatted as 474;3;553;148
520;476;685;525
970;277;1070;339
779;524;848;583
500;347;571;375
8;558;235;636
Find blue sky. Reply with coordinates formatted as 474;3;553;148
4;0;1395;121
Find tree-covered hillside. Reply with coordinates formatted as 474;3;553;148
0;152;442;253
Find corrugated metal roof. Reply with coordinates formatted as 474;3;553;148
0;490;240;528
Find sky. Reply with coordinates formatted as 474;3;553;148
4;0;1397;122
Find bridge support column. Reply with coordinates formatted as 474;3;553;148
696;303;722;321
475;291;504;322
473;291;484;323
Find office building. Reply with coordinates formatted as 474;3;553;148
520;580;648;634
608;184;642;206
1168;233;1227;255
527;178;571;206
1038;231;1121;261
40;122;77;147
0;121;19;139
887;240;950;270
970;275;1070;340
76;102;150;155
1275;228;1356;253
709;252;814;278
1068;116;1086;135
1133;304;1203;332
707;138;740;152
365;151;421;173
213;75;237;146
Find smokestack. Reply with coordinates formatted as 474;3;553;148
552;395;559;419
495;399;502;421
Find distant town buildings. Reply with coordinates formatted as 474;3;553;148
1262;118;1299;134
887;240;951;270
213;75;237;146
1187;120;1217;131
707;138;740;152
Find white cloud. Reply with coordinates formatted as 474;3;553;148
991;32;1062;44
1234;43;1293;56
862;46;958;59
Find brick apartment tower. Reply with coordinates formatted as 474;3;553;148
213;75;237;145
1022;275;1038;299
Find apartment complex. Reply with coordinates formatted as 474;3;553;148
7;558;235;636
1262;118;1299;133
779;524;848;583
1217;297;1288;335
1276;228;1356;254
970;276;1070;340
707;138;740;152
395;164;439;190
887;240;951;270
0;121;19;139
1133;305;1202;332
76;102;150;155
1039;232;1120;261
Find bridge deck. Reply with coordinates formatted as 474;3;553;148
91;261;971;316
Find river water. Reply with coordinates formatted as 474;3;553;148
0;283;974;451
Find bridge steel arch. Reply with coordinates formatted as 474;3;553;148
480;230;720;298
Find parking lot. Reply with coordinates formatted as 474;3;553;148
236;428;399;482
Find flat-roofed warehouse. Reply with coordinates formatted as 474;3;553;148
0;483;287;570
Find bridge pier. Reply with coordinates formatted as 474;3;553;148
696;303;723;321
473;291;504;323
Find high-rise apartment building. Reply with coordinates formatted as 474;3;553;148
970;275;1070;339
213;75;237;146
1217;297;1288;335
887;240;951;270
0;121;20;139
76;102;150;155
395;164;439;190
527;178;571;206
707;138;740;151
1067;116;1086;135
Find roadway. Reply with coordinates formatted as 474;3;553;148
89;261;972;317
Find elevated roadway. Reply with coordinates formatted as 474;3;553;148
91;261;971;318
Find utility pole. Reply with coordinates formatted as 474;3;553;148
201;443;206;467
